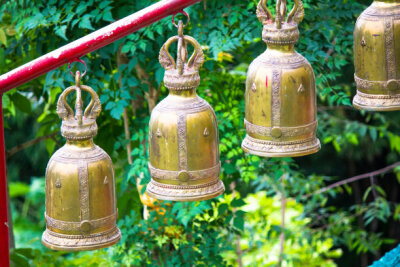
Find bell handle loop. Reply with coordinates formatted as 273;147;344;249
159;35;203;72
57;86;75;120
56;78;101;121
287;0;304;24
68;58;87;78
256;0;303;26
257;0;274;24
280;0;287;20
286;0;298;22
171;10;190;29
81;85;102;120
160;36;179;70
184;36;204;70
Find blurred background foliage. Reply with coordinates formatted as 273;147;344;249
1;0;400;266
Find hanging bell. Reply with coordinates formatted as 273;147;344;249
242;0;320;157
353;0;400;111
42;71;121;250
146;20;225;201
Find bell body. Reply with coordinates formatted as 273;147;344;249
147;90;224;201
242;44;320;157
43;80;120;251
42;139;121;250
353;0;400;110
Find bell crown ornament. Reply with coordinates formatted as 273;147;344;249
353;0;400;110
242;0;320;157
257;0;304;45
146;19;225;201
57;72;101;140
42;71;121;251
159;21;204;90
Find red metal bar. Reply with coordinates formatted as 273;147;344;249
0;0;201;93
0;95;9;267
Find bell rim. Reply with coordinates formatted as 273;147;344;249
146;179;225;202
353;99;400;112
241;137;321;158
41;227;121;251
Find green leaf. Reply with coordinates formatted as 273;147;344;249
9;92;31;113
127;77;139;87
139;41;147;51
233;215;244;231
10;252;29;267
231;198;246;207
2;93;10;109
45;138;56;155
370;128;378;142
0;28;7;47
79;15;94;30
105;101;116;110
110;103;125;119
99;1;111;9
76;4;88;15
55;25;67;40
155;68;164;86
9;182;30;198
218;203;228;214
121;43;132;54
103;11;113;22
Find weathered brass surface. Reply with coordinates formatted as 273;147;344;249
242;0;320;157
42;72;121;251
146;21;225;201
353;0;400;111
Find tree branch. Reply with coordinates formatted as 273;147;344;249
304;162;400;198
6;133;57;158
230;182;243;267
324;37;337;63
123;108;132;165
117;45;133;165
135;64;159;113
317;106;354;111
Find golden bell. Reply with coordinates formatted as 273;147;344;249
353;0;400;111
42;72;121;251
242;0;320;157
146;21;225;201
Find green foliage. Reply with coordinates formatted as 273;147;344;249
2;0;400;266
114;201;231;266
224;192;342;266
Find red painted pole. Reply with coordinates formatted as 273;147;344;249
0;95;9;267
0;0;201;94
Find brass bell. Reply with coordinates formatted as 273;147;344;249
242;0;320;157
146;21;225;201
353;0;400;111
42;71;121;250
